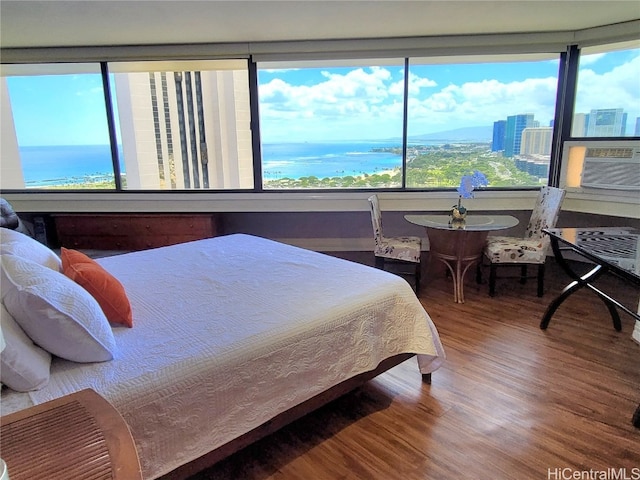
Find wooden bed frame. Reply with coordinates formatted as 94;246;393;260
0;226;441;479
160;353;429;479
0;353;432;480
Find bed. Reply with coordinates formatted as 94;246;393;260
0;232;445;479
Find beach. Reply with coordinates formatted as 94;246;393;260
21;142;403;187
261;141;403;181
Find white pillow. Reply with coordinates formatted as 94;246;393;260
1;255;117;363
0;303;52;391
0;227;62;271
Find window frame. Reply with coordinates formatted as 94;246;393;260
1;30;639;196
569;40;640;140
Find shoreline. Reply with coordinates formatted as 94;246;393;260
27;172;117;189
30;166;403;189
263;166;401;183
28;170;401;188
263;166;402;188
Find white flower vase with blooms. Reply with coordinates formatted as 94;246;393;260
450;170;488;222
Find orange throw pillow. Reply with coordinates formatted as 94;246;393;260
61;248;133;328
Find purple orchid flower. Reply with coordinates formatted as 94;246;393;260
457;170;488;198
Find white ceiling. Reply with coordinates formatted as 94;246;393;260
1;0;639;49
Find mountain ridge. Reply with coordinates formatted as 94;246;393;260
409;125;492;142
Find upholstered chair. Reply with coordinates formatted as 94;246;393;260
367;195;422;291
483;186;566;297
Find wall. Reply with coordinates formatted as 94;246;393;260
17;206;638;253
222;209;640;251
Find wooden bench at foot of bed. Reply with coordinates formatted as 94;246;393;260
0;389;142;480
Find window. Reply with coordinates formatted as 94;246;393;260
406;54;560;188
258;55;559;190
0;60;254;190
1;63;115;189
2;37;637;194
258;59;405;189
108;60;253;190
572;42;640;138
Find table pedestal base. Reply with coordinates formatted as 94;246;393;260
427;229;489;303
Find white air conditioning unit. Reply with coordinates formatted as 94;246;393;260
581;146;640;190
560;141;640;218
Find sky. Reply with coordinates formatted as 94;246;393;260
258;59;562;141
8;74;109;146
5;48;640;146
258;50;640;142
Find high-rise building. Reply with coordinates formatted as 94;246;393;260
635;117;640;136
520;127;553;155
572;113;587;137
586;108;627;136
113;67;253;190
491;120;506;152
504;114;535;157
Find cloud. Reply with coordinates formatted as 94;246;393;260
259;66;406;140
575;54;640;118
259;53;639;141
409;72;438;93
402;74;558;133
579;53;606;66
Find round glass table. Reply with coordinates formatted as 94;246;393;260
404;214;519;303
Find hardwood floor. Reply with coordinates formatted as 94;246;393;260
191;255;640;480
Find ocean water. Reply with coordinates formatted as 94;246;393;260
261;142;402;180
19;142;403;187
20;145;120;187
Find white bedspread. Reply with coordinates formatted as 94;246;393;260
2;234;444;479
